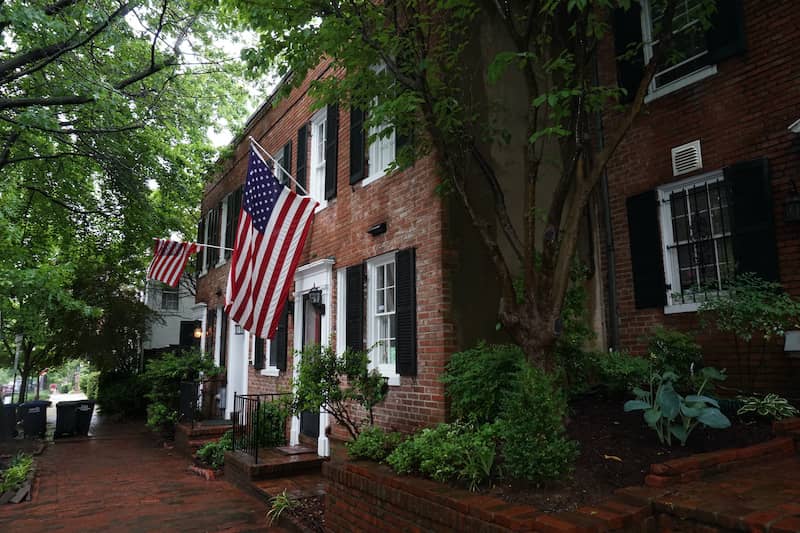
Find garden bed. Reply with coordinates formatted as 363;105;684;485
487;392;773;512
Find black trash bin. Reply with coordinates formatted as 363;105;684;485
19;400;51;438
0;403;18;440
74;401;95;436
55;400;80;438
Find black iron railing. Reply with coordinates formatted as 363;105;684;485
178;377;227;428
232;392;292;464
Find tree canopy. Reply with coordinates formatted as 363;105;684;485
0;0;252;390
222;0;713;366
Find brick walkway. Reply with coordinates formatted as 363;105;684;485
0;419;278;532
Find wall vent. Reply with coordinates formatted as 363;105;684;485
671;140;702;177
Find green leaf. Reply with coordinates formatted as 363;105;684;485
680;404;702;418
657;384;681;419
624;400;651;412
697;408;731;429
669;424;688;445
686;395;719;408
644;408;661;426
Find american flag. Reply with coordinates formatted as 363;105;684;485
226;147;318;340
146;239;198;287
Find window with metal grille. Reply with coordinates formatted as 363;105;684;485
161;287;179;311
659;171;734;309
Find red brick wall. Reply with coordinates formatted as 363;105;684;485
600;0;800;393
197;62;452;436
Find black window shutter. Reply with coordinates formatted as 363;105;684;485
395;248;417;376
282;141;292;185
706;0;746;64
349;107;366;185
725;158;779;282
613;4;644;104
196;218;205;271
274;306;289;371
345;264;364;352
626;190;667;309
254;337;265;370
224;188;241;260
219;310;228;368
296;125;308;194
324;104;339;200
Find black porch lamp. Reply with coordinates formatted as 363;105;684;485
308;286;325;315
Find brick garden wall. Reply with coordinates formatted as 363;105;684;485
598;0;800;393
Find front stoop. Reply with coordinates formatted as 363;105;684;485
174;420;232;457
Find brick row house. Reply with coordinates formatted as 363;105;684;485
194;61;507;456
603;0;800;393
194;0;800;454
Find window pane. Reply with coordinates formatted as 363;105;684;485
386;287;395;313
388;339;396;364
386;262;395;287
377;288;385;313
377;264;385;289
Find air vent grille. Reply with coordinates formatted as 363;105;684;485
671;140;702;177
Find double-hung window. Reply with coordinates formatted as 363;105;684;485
366;253;398;382
161;286;179;311
658;171;734;311
641;0;717;99
364;63;396;185
309;109;328;208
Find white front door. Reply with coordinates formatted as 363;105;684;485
225;320;248;419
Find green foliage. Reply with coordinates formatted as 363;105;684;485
553;265;598;395
59;383;72;394
495;365;578;482
646;326;703;392
255;398;291;448
346;426;406;462
737;394;799;421
142;350;217;435
593;350;651;394
293;344;388;440
196;430;233;469
96;372;148;419
386;422;496;491
266;490;297;527
624;366;730;446
441;343;526;423
80;370;100;400
700;274;800;390
0;453;33;494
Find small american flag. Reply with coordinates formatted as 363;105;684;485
146;239;198;287
226;148;318;339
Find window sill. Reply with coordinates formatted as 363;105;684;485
216;259;227;268
260;367;280;377
361;172;387;187
644;65;718;104
199;270;208;278
663;302;700;314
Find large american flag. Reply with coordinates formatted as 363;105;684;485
226;147;318;340
146;239;198;287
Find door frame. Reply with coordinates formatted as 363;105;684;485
289;258;334;456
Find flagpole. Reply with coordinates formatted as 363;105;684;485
248;136;310;196
152;237;233;252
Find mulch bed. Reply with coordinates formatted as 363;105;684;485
285;495;325;533
488;392;773;512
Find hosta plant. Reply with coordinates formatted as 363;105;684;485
737;394;799;420
624;365;731;446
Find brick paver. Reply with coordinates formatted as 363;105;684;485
0;420;278;532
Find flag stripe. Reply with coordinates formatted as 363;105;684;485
146;239;197;288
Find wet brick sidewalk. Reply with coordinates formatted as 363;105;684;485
0;420;279;532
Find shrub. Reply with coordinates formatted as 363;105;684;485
142;350;217;436
700;273;800;390
255;398;290;448
495;365;578;482
0;453;33;493
441;343;526;423
196;430;233;469
346;426;405;462
386;422;496;491
96;372;148;418
646;326;702;375
293;344;388;440
80;370;100;400
267;490;297;526
737;394;799;420
59;383;71;393
593;350;650;394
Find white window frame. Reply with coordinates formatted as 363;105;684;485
363;63;396;186
641;0;717;103
160;286;179;311
256;336;280;377
217;195;229;267
366;252;399;386
308;108;328;210
658;169;730;314
200;210;211;275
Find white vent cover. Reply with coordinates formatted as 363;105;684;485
671;140;702;177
